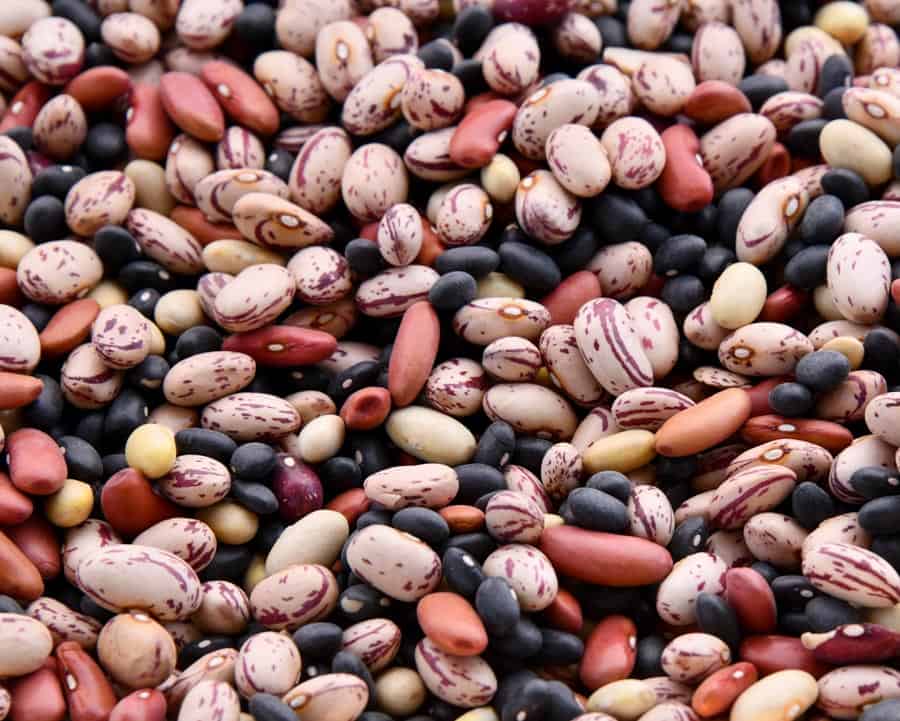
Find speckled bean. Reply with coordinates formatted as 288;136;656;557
235;631;302;698
212;264;295;332
345;524;441;601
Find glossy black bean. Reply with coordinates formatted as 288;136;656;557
442;547;485;598
817;53;853;97
101;453;127;477
799;194;844;246
654;234;706;276
357;509;392;529
661;274;705;315
329;360;382;403
578;585;642;617
175;428;237;463
284;365;331;394
491;618;542;658
230;442;278;482
82;42;118;69
859;496;900;536
584;470;631;503
199;544;253;583
252;518;284;554
552;226;600;275
860;699;900;721
73;410;105;448
179;637;235;669
84;122;126;168
786;118;827;158
661;480;693;509
716;188;755;248
739;74;789;109
804;595;861;633
538;629;583;666
428;271;477;311
596;15;626;47
345;238;385;277
78;595;113;623
636;222;669;254
779;611;812;635
425;699;463;721
475;576;520;637
292;622;344;660
864;328;900;379
791;481;835;531
231;479;279;515
795;350;850;392
771;575;819;610
338;584;393;623
119;260;176;293
768;382;814;417
319;456;362;492
103;388;148;446
822;86;847;120
780;0;811;30
332;650;375;702
264;148;294;183
22;375;64;430
52;0;101;40
587;193;647;244
751;561;780;585
543;682;582;721
474;490;503;512
235;3;275;46
500;678;549;721
821;167;869;208
452;6;493;56
697;245;736;283
4;126;32;152
174;326;223;358
783;245;829;290
18;305;50;334
128;288;160;319
392;507;449;547
668;516;709;562
0;595;24;614
434;246;500;277
31;164;85;200
851;466;900;500
418;38;456;70
566;487;628;533
511;436;551;475
348;433;392;477
444;532;494;561
871;535;900;573
24;195;67;244
655;455;698;485
695;592;741;653
126;354;168;392
493;670;537;717
472;421;516;468
359;713;393;721
248;693;297;721
452;59;488;96
498;241;561;294
783;239;804;260
633;634;665;678
58;435;102;484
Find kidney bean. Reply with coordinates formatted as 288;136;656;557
55;641;116;721
7;658;67;721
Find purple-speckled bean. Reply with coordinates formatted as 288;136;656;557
192;580;250;635
587;242;653;301
731;0;781;64
367;7;418;62
157;454;232;507
133;517;218;571
865;391;900;447
827;232;891;324
60;342;124;408
175;0;242;50
504;464;551;513
817;665;900;719
743;512;807;569
577;64;635;128
377;202;423;266
727;439;833;485
62;520;122;583
101;12;160;64
282;673;370;721
401;67;464;131
784;35;843;94
254;51;331;124
212;263;295;332
0;37;30;95
159;648;238;713
26;596;102;649
178;680;240;721
708;464;797;530
477;23;539;96
718;322;813;376
201;391;301;441
16;240;103;305
196;272;233;318
546;124;610;198
232;192;334;250
553;12;602;64
356;265;439;318
633;54;696;117
485;489;544;544
436;183;493;246
625;296;680;380
315;20;375;103
235;631;302;697
75;544;202;620
345;524;442;602
342;54;423;136
759;91;824;133
64;170;136;236
21;17;84;85
515;169;581;245
32;94;87;160
415;638;496;708
700;113;776;192
453;297;550;345
193;168;289;224
539;324;606;407
817;370;887;424
540;442;582;503
0;136;31;226
341;143;409;221
423;357;488;417
656;552;727;626
828;433;895;505
165;134;215;205
91;303;151;369
626;0;681;50
612;387;695;432
250;563;339;630
216;126;265;170
600;116;666;190
843;200;900;256
0;613;53;678
660;633;731;684
289;246;354;306
691;21;745;85
482;336;541;382
482;543;557;611
628;485;675;546
512;79;600;160
341;618;401;672
483;383;578;441
735;176;807;265
804;542;900;608
404;126;469;181
274;0;352;58
364;464;459;510
286;126;352;215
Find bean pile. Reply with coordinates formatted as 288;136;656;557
2;0;900;719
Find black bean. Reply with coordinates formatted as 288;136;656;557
785;119;827;158
695;593;741;654
175;428;237;463
795;350;850;392
92;226;142;273
805;595;861;633
248;693;297;721
668;516;709;562
851;466;900;499
655;455;698;485
253;518;285;554
31;164;86;200
199;544;253;583
799;194;844;246
792;482;836;531
128;288;160;318
860;699;900;721
58;435;102;484
418;38;456;70
332;650;375;702
435;246;500;277
78;596;114;623
119;260;176;293
498;242;561;294
345;238;384;277
544;681;583;721
783;245;829;290
821;168;869;209
103;388;148;445
231;479;279;515
127;354;169;392
265;149;294;183
654;234;707;276
822;86;847;120
84;122;126;168
596;15;626;47
476;577;520;637
52;0;101;40
538;629;584;666
578;585;641;617
392;507;450;547
633;635;665;678
661;274;705;315
428;271;477;311
716;188;755;248
472;421;516;468
230;442;278;482
637;222;670;254
83;42;118;68
491;618;542;658
24;195;68;244
771;575;819;610
329;360;382;403
697;246;736;283
768;382;814;417
0;596;24;614
864;328;900;379
174;326;223;358
664;32;692;54
872;535;900;573
552;226;600;275
452;59;488;96
4;126;32;152
292;622;344;660
584;470;631;503
357;509;393;529
567;487;628;533
179;637;235;669
452;6;493;56
22;375;64;430
453;464;505;504
500;678;549;721
444;532;495;561
285;365;331;394
442;547;485;598
348;433;392;477
101;453;128;477
817;53;853;97
859;496;900;536
235;3;276;47
338;584;392;623
319;456;362;492
359;713;393;721
494;671;538;715
750;561;780;585
779;611;812;636
73;410;106;448
739;74;789;109
586;193;648;243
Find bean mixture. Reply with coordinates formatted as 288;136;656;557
2;0;900;720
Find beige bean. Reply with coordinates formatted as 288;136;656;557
385;406;476;465
710;262;767;329
820;118;893;186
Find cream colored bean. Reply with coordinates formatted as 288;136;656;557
385;406;476;465
709;262;767;329
125;159;176;215
297;414;345;464
265;509;349;575
820;119;893;186
729;670;817;721
480;154;521;204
